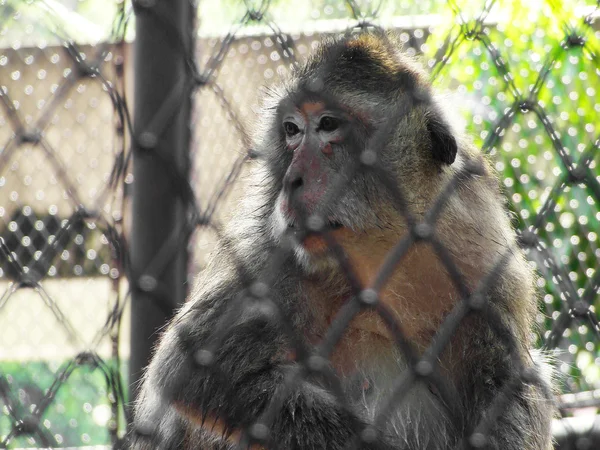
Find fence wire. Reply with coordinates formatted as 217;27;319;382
1;0;599;449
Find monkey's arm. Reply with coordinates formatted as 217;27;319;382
132;286;394;450
453;315;554;450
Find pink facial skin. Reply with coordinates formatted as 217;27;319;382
282;102;344;216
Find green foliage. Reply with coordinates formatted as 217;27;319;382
426;0;599;392
0;359;125;446
1;0;113;45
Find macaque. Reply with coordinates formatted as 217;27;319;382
131;32;554;450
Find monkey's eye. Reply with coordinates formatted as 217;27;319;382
319;116;339;132
283;121;300;137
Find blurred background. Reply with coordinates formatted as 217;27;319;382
0;0;599;448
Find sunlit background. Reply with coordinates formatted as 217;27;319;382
1;0;599;447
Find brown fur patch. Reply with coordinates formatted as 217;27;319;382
300;101;325;116
346;34;401;73
306;226;481;375
342;232;460;336
176;403;265;450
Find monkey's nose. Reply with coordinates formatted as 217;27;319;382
284;171;304;199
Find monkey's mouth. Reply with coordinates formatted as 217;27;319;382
286;219;348;254
287;220;345;232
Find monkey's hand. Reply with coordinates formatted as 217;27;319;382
133;299;395;450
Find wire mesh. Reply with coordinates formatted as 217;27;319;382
1;0;599;449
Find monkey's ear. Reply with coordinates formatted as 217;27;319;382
426;111;457;165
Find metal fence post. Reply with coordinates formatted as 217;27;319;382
129;0;195;406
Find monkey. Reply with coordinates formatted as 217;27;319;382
130;31;555;450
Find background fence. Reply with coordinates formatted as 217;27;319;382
0;0;599;448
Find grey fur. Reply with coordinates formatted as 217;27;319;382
130;32;555;450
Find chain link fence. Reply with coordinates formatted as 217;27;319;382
1;0;131;447
1;0;599;448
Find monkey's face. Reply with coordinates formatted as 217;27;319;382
277;100;347;227
263;35;459;273
267;96;405;271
